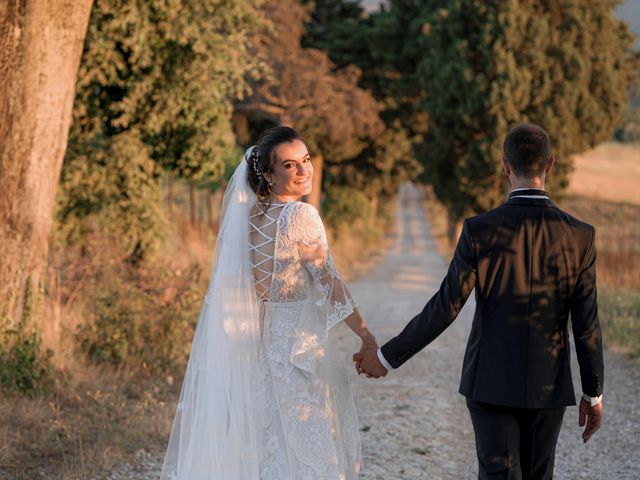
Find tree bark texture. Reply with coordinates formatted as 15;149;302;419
306;154;323;210
369;192;379;229
447;212;463;248
189;183;196;228
167;172;175;219
0;0;93;322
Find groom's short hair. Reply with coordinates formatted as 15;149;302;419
503;123;551;178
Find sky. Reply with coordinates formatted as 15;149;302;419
361;0;640;48
616;0;640;48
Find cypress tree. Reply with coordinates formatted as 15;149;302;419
417;0;635;239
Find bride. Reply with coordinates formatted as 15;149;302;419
160;126;378;479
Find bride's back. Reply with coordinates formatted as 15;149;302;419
249;202;287;301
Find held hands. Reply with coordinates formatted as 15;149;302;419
352;333;388;379
579;397;603;443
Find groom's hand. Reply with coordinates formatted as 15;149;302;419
579;398;603;443
353;347;388;378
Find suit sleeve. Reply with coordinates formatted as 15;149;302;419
381;218;477;369
570;227;604;398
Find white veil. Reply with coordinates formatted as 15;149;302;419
160;149;263;480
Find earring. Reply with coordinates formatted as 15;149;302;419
269;181;273;186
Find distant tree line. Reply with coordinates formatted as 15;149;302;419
304;0;636;238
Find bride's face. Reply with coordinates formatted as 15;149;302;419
265;139;314;201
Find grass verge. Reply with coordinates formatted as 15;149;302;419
598;288;640;359
1;193;392;479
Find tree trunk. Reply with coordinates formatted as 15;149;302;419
212;188;224;235
205;190;213;230
369;192;379;229
447;212;463;247
167;172;175;219
306;154;323;210
0;0;93;323
189;182;196;228
232;111;251;145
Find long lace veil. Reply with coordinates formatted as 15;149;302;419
160;150;263;480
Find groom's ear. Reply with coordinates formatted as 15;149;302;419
544;156;555;176
501;157;511;176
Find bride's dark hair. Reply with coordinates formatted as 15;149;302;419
246;126;304;207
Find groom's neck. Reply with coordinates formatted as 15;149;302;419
510;176;546;191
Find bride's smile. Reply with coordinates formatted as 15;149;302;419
264;138;314;202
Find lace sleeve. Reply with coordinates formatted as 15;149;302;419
292;203;357;327
285;202;357;376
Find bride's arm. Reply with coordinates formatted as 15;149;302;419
343;308;378;348
294;203;377;346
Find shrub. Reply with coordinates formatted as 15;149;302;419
76;262;204;374
323;186;372;232
0;278;52;393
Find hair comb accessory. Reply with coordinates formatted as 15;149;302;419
251;148;261;175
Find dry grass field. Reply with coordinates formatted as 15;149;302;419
563;142;640;292
562;142;640;357
567;142;640;206
0;181;392;479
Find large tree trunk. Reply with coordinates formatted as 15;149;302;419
306;154;323;210
0;0;93;323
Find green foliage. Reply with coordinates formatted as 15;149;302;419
0;278;51;393
58;132;167;261
76;263;204;372
60;0;263;258
73;0;261;180
240;0;384;166
301;0;423;217
416;1;505;218
310;0;636;221
304;0;430;139
416;0;635;219
302;0;365;56
327;125;422;198
615;106;640;143
323;186;371;230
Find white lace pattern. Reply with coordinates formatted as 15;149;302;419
252;201;361;480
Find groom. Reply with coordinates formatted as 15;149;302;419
355;123;604;479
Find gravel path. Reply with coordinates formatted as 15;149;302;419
106;183;639;479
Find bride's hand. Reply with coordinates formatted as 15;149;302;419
354;332;378;374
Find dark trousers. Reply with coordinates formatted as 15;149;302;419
466;398;566;480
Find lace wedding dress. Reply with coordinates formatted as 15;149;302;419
250;201;361;480
159;155;360;480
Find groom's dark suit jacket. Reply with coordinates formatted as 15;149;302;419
381;189;603;409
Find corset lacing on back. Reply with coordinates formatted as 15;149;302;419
249;202;287;302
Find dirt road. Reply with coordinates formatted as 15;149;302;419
345;183;640;479
107;183;640;479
